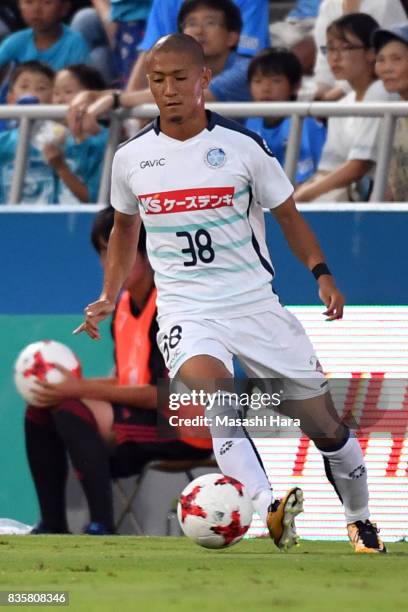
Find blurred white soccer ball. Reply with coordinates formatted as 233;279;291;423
14;340;81;405
177;473;253;549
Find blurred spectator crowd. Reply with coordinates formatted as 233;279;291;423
0;0;407;204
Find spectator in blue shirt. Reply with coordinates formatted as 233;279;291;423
68;0;252;136
140;0;268;57
127;0;269;91
0;61;56;204
246;49;326;185
43;64;109;203
0;0;90;73
178;0;251;102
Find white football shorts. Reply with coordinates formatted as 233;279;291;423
157;303;327;401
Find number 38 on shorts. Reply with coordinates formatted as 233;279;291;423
159;324;183;367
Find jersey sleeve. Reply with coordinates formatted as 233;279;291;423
110;149;139;215
248;140;294;210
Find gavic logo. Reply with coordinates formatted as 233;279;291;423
140;158;166;169
137;186;235;214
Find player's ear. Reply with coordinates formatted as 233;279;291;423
201;67;212;89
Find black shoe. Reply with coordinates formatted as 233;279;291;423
347;519;387;553
30;522;70;535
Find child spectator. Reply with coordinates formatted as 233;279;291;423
246;49;326;185
373;23;408;201
0;0;89;74
43;64;108;203
295;13;394;202
0;61;56;204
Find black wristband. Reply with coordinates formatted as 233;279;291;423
112;90;121;110
312;263;332;280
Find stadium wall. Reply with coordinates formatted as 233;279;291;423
1;208;407;315
0;209;407;534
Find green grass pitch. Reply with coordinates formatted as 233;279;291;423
1;537;407;611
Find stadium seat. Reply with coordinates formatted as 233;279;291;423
114;457;218;534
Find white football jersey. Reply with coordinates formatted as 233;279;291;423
111;111;293;320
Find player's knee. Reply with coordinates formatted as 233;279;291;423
54;399;98;430
25;405;54;426
313;427;350;452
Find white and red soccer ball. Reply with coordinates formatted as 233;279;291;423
14;340;81;405
177;473;253;549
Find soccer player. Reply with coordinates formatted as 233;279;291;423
76;34;386;553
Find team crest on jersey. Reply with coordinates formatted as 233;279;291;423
205;147;226;169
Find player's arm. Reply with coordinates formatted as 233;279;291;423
102;211;141;301
74;211;141;339
271;195;344;320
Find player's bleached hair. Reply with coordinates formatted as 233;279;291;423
146;33;205;69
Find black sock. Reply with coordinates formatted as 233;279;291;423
24;406;69;533
53;400;114;533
